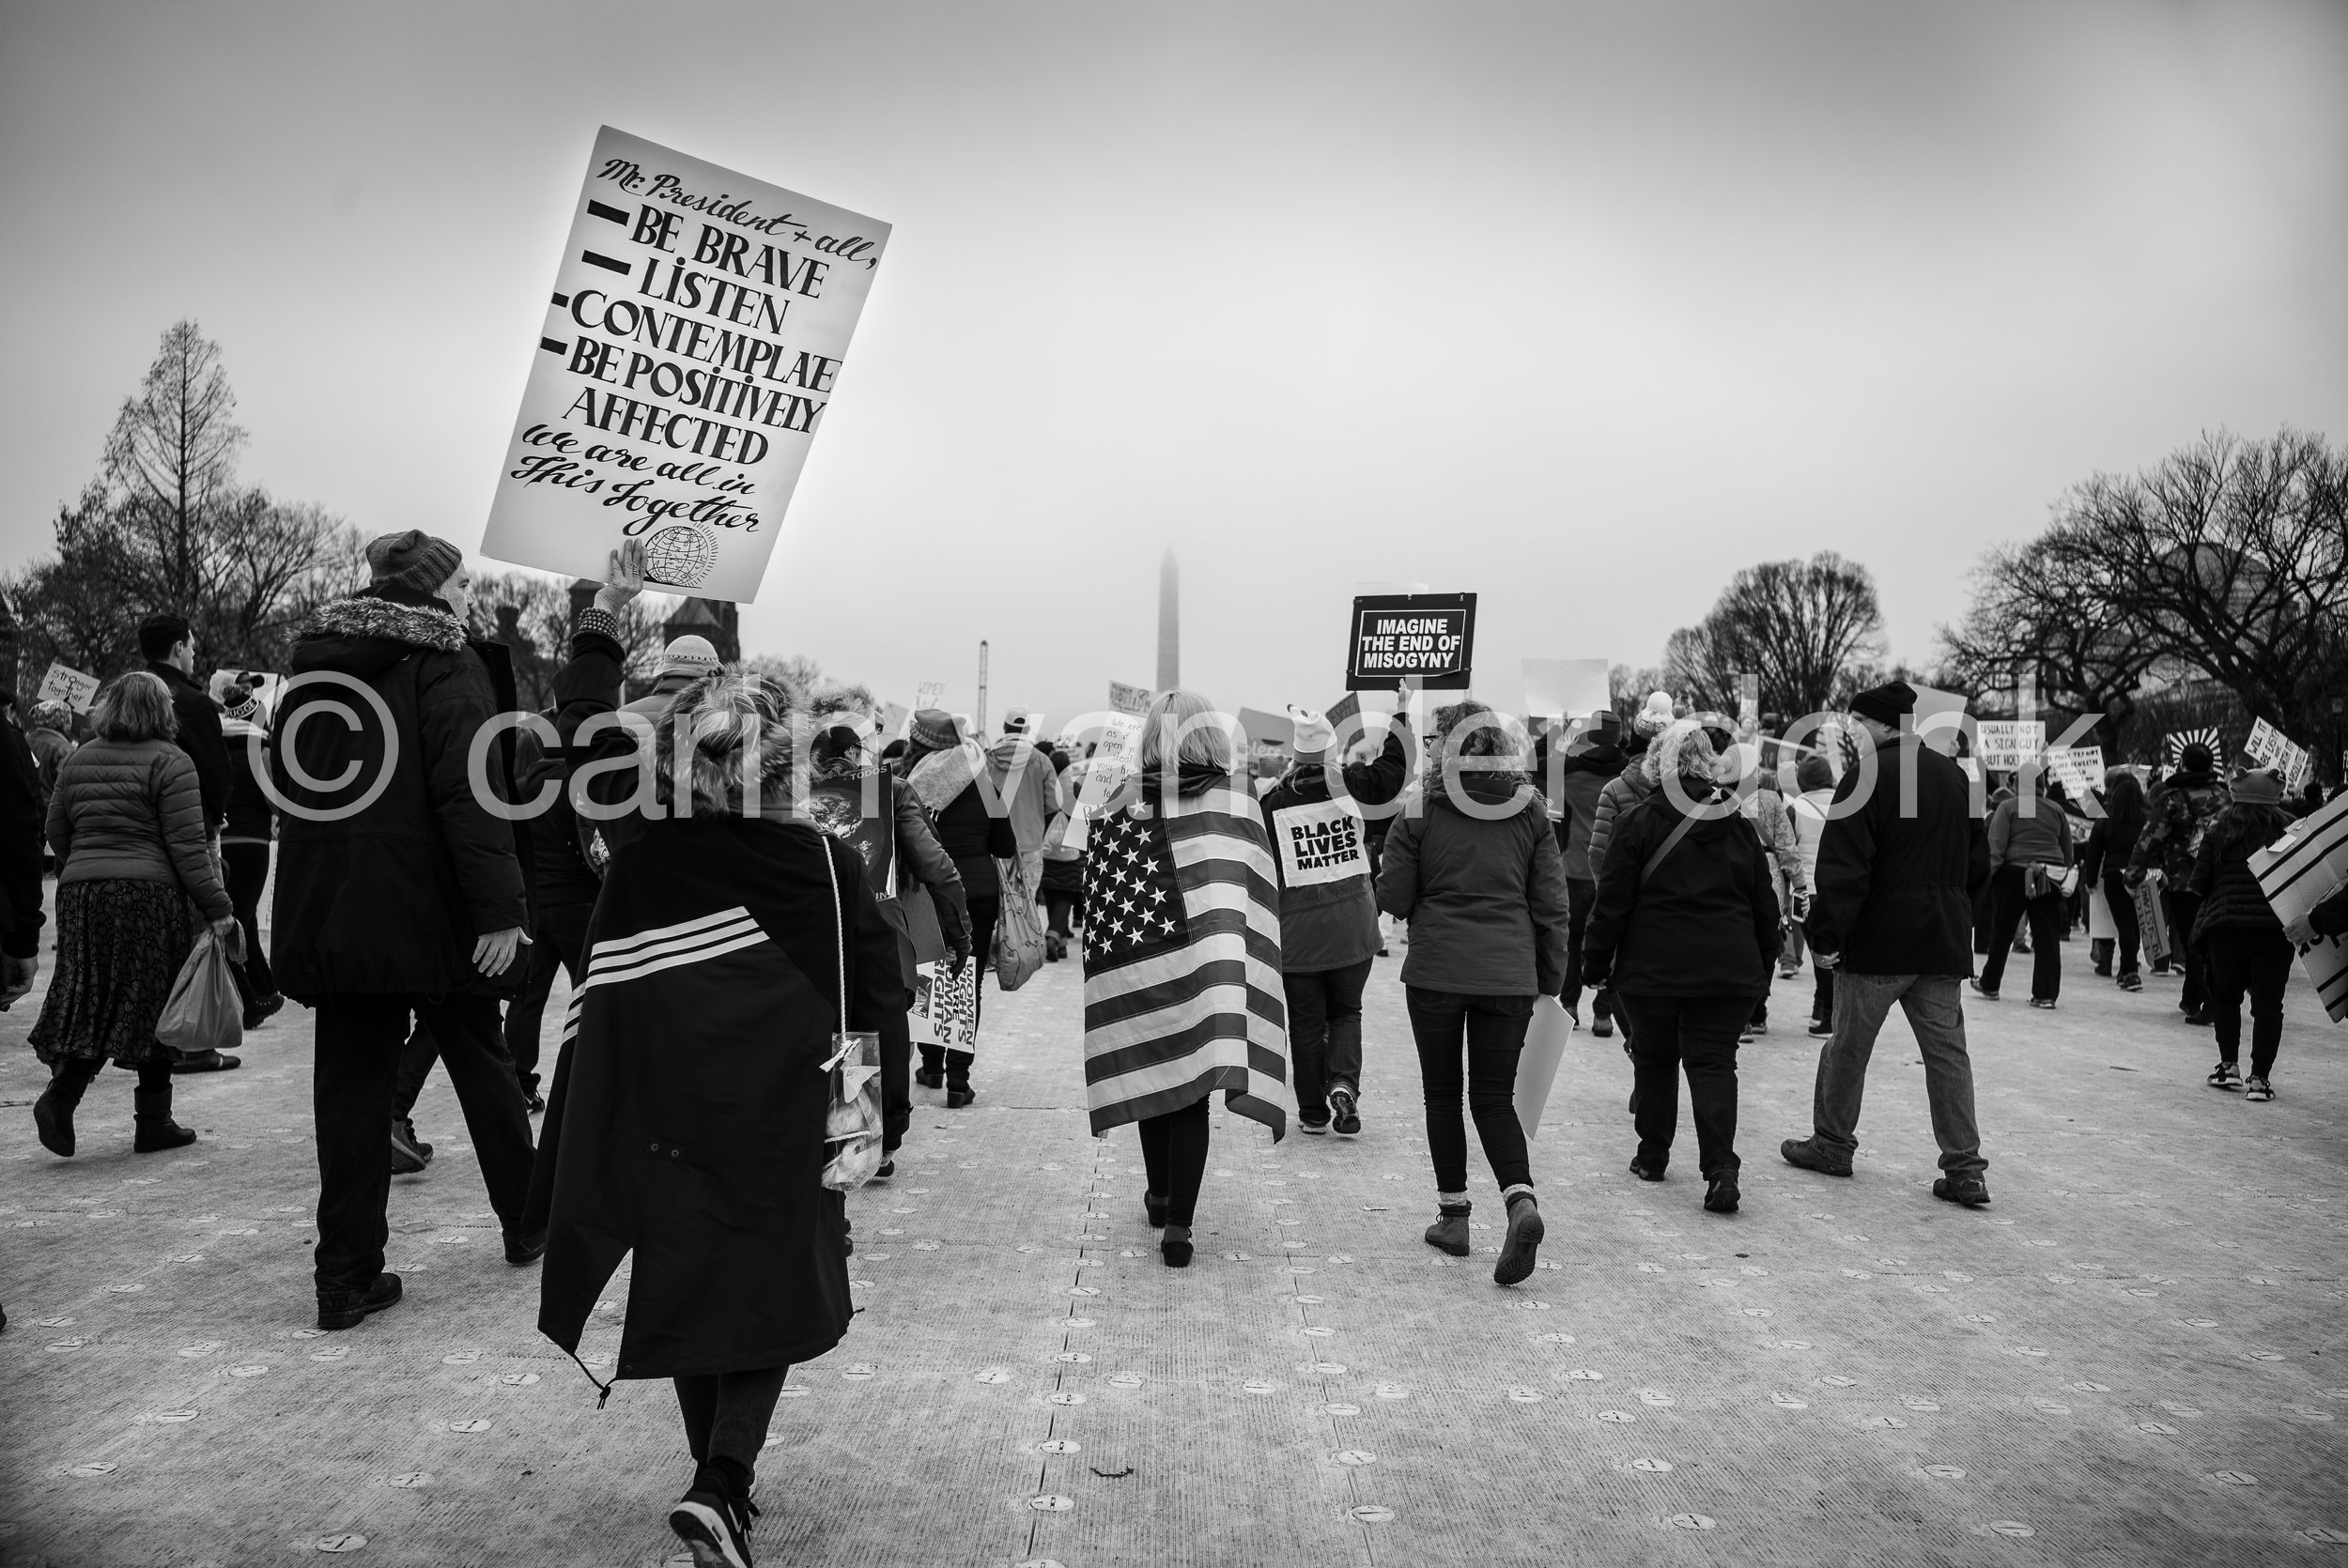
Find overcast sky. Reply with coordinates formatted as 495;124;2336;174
3;1;2343;728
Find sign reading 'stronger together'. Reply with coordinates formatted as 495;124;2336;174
482;126;890;603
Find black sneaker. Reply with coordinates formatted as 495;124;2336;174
2183;1010;2213;1027
1629;1158;1666;1182
1780;1137;1852;1177
1329;1088;1362;1137
317;1271;403;1331
670;1464;759;1567
2207;1060;2242;1090
1492;1193;1543;1285
503;1228;548;1266
2118;973;2142;992
524;1089;547;1114
2244;1075;2275;1102
389;1117;427;1176
1297;1117;1330;1136
1807;1018;1833;1038
1933;1175;1991;1207
1969;979;1999;1002
1704;1176;1740;1213
873;1159;894;1181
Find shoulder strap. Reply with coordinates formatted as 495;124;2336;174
1641;807;1702;884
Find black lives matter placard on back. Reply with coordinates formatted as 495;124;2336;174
1345;593;1476;690
482;126;889;602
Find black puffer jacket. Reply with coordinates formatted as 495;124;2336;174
1584;785;1781;997
270;590;531;1000
1375;772;1571;995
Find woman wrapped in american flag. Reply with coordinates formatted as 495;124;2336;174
1081;690;1290;1268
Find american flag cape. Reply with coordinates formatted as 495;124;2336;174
1082;779;1289;1138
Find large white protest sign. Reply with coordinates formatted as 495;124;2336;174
1908;683;1970;756
482;127;889;602
37;662;100;714
2046;745;2105;797
1976;720;2042;773
1271;799;1369;887
1521;658;1609;725
2244;718;2312;793
2251;791;2348;1022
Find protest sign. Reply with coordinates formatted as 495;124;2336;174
1976;720;2042;774
913;682;946;713
1736;673;1760;740
1346;592;1475;691
481;126;889;602
1270;799;1370;887
1237;707;1293;778
2134;873;2172;965
2165;728;2222;768
1908;684;1970;756
2250;791;2348;1022
2244;718;2312;792
1521;658;1609;726
36;662;100;714
2046;745;2105;798
1108;681;1153;717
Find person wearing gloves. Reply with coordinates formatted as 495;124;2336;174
1583;720;1782;1215
1542;710;1628;1029
1259;707;1408;1135
1584;691;1676;1040
1975;774;2075;1007
2189;770;2295;1100
1787;752;1839;1036
898;709;1015;1107
1378;699;1570;1285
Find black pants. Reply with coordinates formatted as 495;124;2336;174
501;902;592;1096
921;894;996;1090
222;842;276;1003
1561;876;1595;1011
1979;866;2065;1001
1405;987;1534;1194
674;1365;791;1469
1283;959;1370;1124
1618;992;1748;1179
1812;966;1835;1026
1135;1096;1211;1227
1043;891;1078;939
48;1055;173;1120
313;992;537;1294
2100;871;2140;977
2168;890;2207;1011
2204;928;2294;1077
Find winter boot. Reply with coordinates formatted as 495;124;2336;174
1493;1190;1544;1285
34;1061;98;1158
1424;1198;1472;1257
132;1082;197;1153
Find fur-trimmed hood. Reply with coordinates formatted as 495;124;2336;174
293;593;469;683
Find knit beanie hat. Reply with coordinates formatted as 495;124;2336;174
1585;710;1624;747
1634;691;1676;737
2232;768;2283;806
1848;680;1918;728
1287;705;1336;757
364;530;463;597
659;636;721;680
1796;752;1835;792
907;709;961;752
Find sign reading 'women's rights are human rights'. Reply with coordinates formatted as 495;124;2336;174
481;126;889;603
1346;592;1476;690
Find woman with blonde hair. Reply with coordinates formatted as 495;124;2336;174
536;646;910;1566
31;671;240;1158
1083;690;1290;1268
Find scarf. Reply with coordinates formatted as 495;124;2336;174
907;741;982;816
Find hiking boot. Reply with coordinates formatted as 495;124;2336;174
670;1460;759;1568
2206;1061;2242;1090
317;1271;403;1331
1780;1138;1853;1177
2244;1076;2275;1102
1493;1192;1543;1285
1704;1176;1740;1214
1424;1201;1472;1257
389;1117;428;1176
1629;1157;1666;1182
1932;1174;1991;1207
1160;1224;1194;1268
503;1228;548;1266
1329;1087;1361;1137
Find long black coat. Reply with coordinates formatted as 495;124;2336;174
1803;740;1989;977
1584;789;1781;998
148;661;230;834
270;592;531;1000
536;814;905;1381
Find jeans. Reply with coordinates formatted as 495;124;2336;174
1135;1096;1211;1227
313;992;538;1294
921;894;994;1089
1978;866;2065;1001
222;842;276;1003
1283;960;1370;1123
1561;876;1595;1010
500;902;592;1096
2101;870;2141;978
674;1365;791;1469
2203;929;2294;1077
1809;972;1985;1177
1405;988;1534;1194
1618;992;1749;1179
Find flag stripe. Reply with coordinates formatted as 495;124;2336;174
587;917;765;982
583;929;770;991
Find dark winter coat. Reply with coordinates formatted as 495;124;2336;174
270;592;531;1001
45;738;232;922
220;716;275;846
805;759;971;988
1550;737;1627;883
1258;730;1408;973
2186;808;2288;941
1375;773;1571;996
2129;768;2230;885
147;661;230;835
1803;738;1990;978
1585;759;1658;882
0;717;47;959
1987;792;2071;871
1583;786;1781;998
929;783;1017;899
537;814;903;1382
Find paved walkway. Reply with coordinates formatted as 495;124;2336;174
4;932;2346;1566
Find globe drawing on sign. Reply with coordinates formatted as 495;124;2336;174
644;522;720;588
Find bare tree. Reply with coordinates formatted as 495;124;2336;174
101;321;246;613
1660;552;1885;718
1936;530;2165;748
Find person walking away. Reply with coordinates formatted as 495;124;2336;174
1040;752;1083;960
1259;710;1407;1135
1975;773;2075;1007
2079;767;2147;992
1377;699;1569;1284
2190;770;2295;1099
1788;752;1837;1036
138;614;230;841
215;675;285;1031
898;710;1014;1107
536;672;907;1568
1583;721;1780;1214
1585;692;1675;1042
0;690;43;1332
1082;690;1290;1268
1783;681;1994;1206
1546;710;1627;1030
2128;742;2229;1024
30;673;239;1157
1731;743;1804;1035
988;709;1058;896
23;699;74;870
272;530;542;1331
